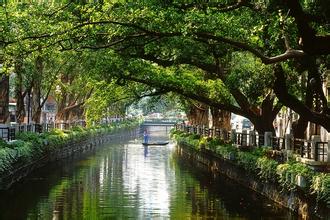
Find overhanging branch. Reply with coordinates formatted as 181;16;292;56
196;32;306;64
274;65;330;131
120;74;246;116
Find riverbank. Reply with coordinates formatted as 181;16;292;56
171;130;330;219
0;120;139;190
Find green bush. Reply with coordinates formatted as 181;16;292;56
0;139;9;148
205;137;223;151
237;151;258;173
11;140;34;163
256;156;279;182
0;148;16;173
276;163;294;190
215;144;238;159
311;173;330;207
45;134;65;150
198;136;208;149
15;132;45;156
276;162;314;191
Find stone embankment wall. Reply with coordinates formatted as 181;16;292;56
0;128;138;190
176;142;330;220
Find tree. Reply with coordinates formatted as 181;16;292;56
0;74;9;124
2;1;329;132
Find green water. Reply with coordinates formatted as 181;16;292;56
0;127;296;219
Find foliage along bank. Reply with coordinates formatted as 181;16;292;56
0;120;140;184
171;130;330;210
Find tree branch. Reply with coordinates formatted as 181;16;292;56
121;74;246;116
285;0;330;55
174;0;253;12
46;2;72;17
196;32;306;64
273;65;330;131
79;33;148;50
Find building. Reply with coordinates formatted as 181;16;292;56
40;96;57;123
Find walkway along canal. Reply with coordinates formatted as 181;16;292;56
0;126;296;219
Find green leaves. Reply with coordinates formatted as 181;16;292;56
227;52;274;104
311;173;330;207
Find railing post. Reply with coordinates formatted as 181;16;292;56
327;139;330;162
285;134;292;150
264;132;273;147
284;134;293;161
231;129;237;144
315;143;319;162
311;135;321;161
242;130;248;146
222;129;227;141
9;127;15;141
6;127;9;141
0;124;9;141
209;128;213;137
249;130;256;146
300;141;304;158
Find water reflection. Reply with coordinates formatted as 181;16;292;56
144;145;148;157
0;126;296;219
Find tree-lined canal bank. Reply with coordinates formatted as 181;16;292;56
0;127;295;219
0;120;139;190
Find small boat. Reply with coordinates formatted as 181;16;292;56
142;141;169;146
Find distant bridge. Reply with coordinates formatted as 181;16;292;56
142;118;182;126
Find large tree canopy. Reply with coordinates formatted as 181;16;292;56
1;1;329;132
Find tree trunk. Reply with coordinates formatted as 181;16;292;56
252;118;276;135
186;103;209;126
31;55;43;124
68;104;84;121
292;118;308;139
56;92;67;122
210;107;231;131
0;75;9;124
249;95;279;135
56;73;71;122
292;62;314;139
14;59;26;124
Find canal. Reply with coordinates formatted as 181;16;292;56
0;126;297;219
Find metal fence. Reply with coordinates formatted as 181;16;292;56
291;138;328;162
0;121;87;142
175;123;329;162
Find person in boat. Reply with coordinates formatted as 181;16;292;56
143;129;149;144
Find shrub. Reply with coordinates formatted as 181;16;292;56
191;134;201;140
0;139;9;148
0;148;16;173
276;162;315;191
15;132;44;156
206;137;223;151
311;174;330;207
237;151;258;173
215;144;238;159
198;136;208;149
276;163;293;190
256;156;279;182
11;140;34;163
